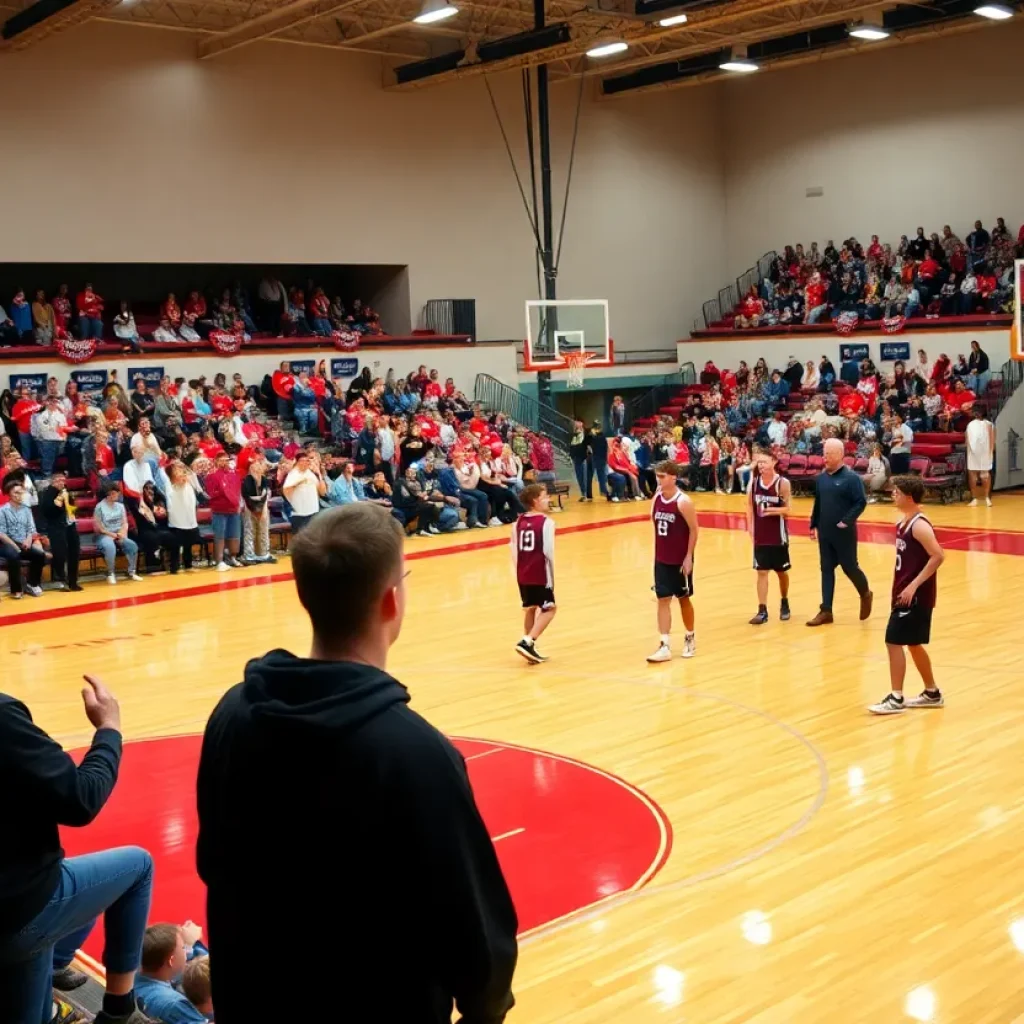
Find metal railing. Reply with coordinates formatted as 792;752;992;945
474;373;574;455
701;250;777;327
626;362;696;429
995;359;1023;417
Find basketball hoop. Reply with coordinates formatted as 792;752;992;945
565;351;595;389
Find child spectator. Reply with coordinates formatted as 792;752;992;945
0;478;47;597
153;316;180;343
135;923;209;1024
308;287;332;336
181;956;213;1021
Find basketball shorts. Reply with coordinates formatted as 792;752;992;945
753;544;791;572
884;602;933;646
654;562;694;600
519;584;556;610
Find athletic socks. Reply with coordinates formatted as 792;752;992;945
521;635;534;646
102;992;136;1018
660;634;670;646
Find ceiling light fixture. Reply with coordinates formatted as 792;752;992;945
413;0;459;25
586;40;629;57
658;13;689;27
975;3;1013;17
848;22;890;40
720;46;758;72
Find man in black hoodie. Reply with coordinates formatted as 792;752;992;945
196;502;517;1023
0;676;155;1024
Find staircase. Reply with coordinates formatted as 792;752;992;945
474;374;574;456
627;362;698;434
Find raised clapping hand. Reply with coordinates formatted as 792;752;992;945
81;674;121;733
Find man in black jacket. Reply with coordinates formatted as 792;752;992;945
0;677;154;1024
807;437;873;626
197;503;517;1023
36;470;82;592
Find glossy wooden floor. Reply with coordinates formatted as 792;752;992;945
4;492;1024;1023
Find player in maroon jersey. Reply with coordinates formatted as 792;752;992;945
868;476;946;715
746;448;793;625
512;484;557;663
647;461;699;662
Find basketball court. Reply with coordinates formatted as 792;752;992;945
5;492;1024;1023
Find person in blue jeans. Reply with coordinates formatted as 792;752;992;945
569;420;592;500
0;677;154;1024
587;422;610;499
94;485;142;585
134;924;209;1024
290;370;318;434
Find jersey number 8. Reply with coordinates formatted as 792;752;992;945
656;519;669;537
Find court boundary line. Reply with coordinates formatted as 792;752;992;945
2;508;1019;628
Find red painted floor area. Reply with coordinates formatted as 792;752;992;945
62;735;670;954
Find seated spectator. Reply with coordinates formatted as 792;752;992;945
0;478;47;597
888;414;914;473
766;410;788;448
285;291;313;336
0;302;19;346
161;292;182;332
51;282;72;332
31;289;56;346
529;431;556;486
939;378;976;431
10;290;33;341
763;370;790;409
129;379;154;425
801;360;820;392
153;316;180;343
181;955;213;1022
864;443;889;502
449;449;490;527
113;301;143;352
308;287;332;336
282;450;326;533
393;466;441;536
479;452;523;523
325;458;365;507
183;291;211;340
363;469;393;506
734;286;764;329
136;923;209;1024
903;283;921;319
0;678;155;1024
290;370;319;435
76;282;104;340
153;379;178;432
329;295;347;330
94;484;142;585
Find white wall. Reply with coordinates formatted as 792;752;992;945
0;22;725;350
678;327;1011;376
721;22;1024;276
1;342;520;396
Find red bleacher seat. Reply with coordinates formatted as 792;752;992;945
807;455;824;474
854;457;869;473
787;454;808;477
909;457;931;476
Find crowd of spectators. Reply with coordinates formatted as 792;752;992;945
0;276;386;351
733;219;1020;329
628;344;991;501
0;360;561;599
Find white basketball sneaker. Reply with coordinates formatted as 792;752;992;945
646;643;672;663
681;633;696;659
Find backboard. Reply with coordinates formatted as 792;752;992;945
524;299;614;372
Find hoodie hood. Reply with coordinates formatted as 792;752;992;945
240;649;409;739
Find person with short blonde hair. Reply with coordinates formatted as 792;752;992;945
181;957;212;1019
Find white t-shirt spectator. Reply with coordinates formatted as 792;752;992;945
123;458;155;497
36;409;67;442
131;431;162;460
283;468;321;516
167;480;199;530
767;418;788;446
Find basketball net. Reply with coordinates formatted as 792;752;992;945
565;351;594;390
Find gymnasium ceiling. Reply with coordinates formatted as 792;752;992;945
0;0;1018;95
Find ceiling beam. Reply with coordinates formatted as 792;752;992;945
604;14;1001;97
1;0;123;51
197;0;371;59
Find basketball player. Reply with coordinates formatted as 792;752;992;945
747;449;792;624
868;476;945;715
647;460;698;662
513;484;556;663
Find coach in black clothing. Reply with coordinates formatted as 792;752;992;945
197;503;518;1024
807;437;873;626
